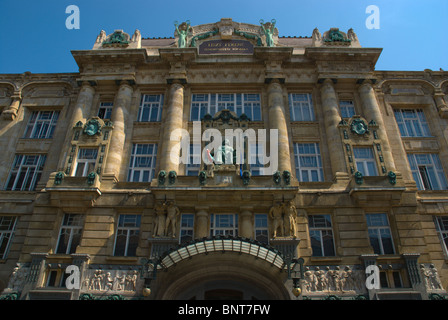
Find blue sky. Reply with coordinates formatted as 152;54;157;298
0;0;446;74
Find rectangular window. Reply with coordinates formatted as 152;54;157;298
289;93;314;121
185;144;201;176
434;216;448;257
0;216;18;259
97;102;113;120
74;148;98;177
308;215;335;257
339;100;355;118
210;214;238;237
366;213;395;255
127;144;158;182
254;214;269;245
190;93;261;121
394;109;431;137
249;143;265;176
5;154;46;191
294;143;324;182
137;94;164;122
407;154;448;190
113;215;141;256
56;214;84;254
179;214;194;244
24;110;60;139
353;147;378;176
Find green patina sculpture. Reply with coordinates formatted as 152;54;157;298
283;170;291;185
388;171;397;185
354;171;363;185
241;170;251;185
273;171;281;185
168;171;177;184
260;19;276;47
83;119;102;136
174;20;191;48
87;172;96;185
324;28;351;43
199;170;207;185
190;28;218;47
103;30;129;45
234;29;263;46
350;119;369;135
54;171;64;185
158;170;167;185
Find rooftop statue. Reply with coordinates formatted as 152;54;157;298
260;19;276;47
174;20;191;48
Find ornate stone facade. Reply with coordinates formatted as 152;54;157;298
0;18;447;300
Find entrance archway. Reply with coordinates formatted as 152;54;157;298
152;252;291;300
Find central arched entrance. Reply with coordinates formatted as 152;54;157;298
149;238;293;300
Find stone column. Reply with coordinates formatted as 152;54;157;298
358;80;396;171
320;79;347;176
104;82;133;178
267;80;291;173
240;209;253;239
195;208;209;239
159;82;185;174
70;83;95;128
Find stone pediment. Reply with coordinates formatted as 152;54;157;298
174;18;278;49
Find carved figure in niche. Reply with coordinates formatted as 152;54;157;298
422;264;443;290
282;201;298;237
165;201;180;237
153;202;167;237
340;266;355;291
174;20;191;48
7;266;26;292
315;267;327;291
116;273;125;291
215;139;234;165
89;269;104;291
259;19;276;47
304;267;317;292
104;272;114;290
125;270;138;291
269;202;284;238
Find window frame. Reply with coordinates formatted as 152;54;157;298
127;143;158;182
393;108;431;137
210;214;239;237
254;214;269;245
5;154;47;191
308;214;336;257
23;110;60;139
137;94;164;122
73;148;98;177
353;147;378;177
185;144;201;176
288;93;315;122
190;93;261;121
113;214;141;257
365;213;395;255
0;216;18;259
179;213;195;244
407;153;448;190
434;216;448;257
339;99;356;118
55;214;84;255
97;102;113;120
293;143;324;182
